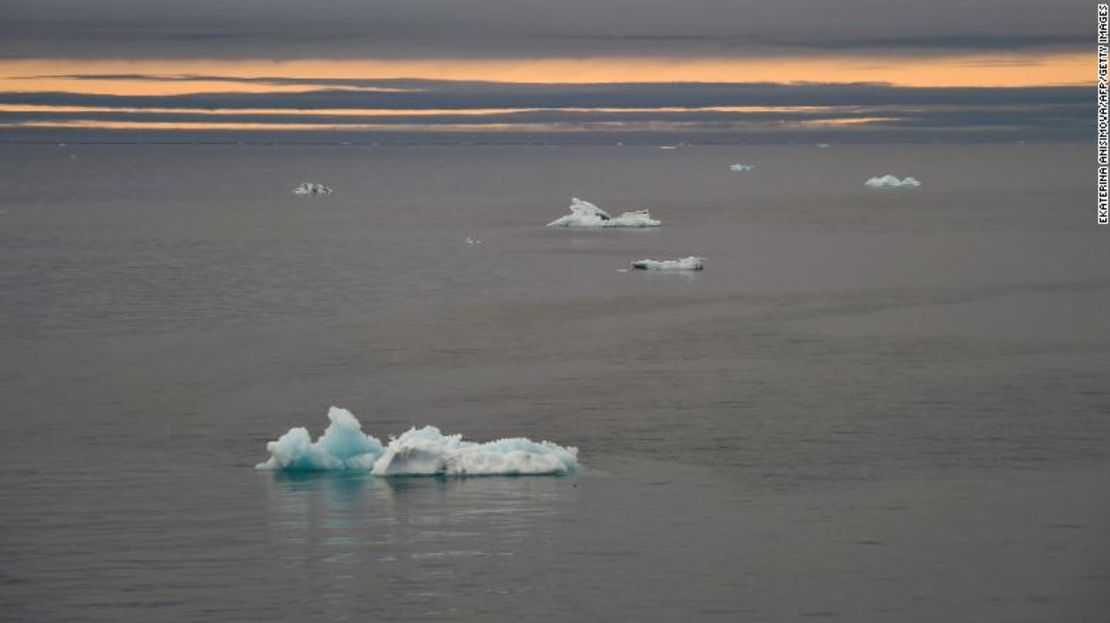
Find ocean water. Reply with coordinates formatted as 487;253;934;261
0;142;1107;621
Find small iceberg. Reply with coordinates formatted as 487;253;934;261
547;197;661;228
864;175;921;189
293;182;334;195
256;407;579;476
729;163;754;172
631;256;705;271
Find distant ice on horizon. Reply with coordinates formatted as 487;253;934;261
730;163;755;172
293;182;334;195
864;175;921;189
256;407;579;476
547;197;661;228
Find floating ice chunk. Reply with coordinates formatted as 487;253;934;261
604;210;661;227
293;182;334;195
864;175;921;189
547;197;661;228
255;407;383;471
730;163;755;172
659;145;679;150
465;236;482;245
631;256;705;271
569;197;611;219
256;407;578;476
816;143;831;148
372;427;579;477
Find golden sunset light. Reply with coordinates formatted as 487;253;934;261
0;52;1088;94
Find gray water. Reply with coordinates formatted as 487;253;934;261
1;143;1108;621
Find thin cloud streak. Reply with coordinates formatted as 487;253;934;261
0;82;1088;142
0;83;1087;111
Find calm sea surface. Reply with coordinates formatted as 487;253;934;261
1;143;1108;621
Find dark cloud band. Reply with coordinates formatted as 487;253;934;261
0;79;1090;142
0;80;1088;110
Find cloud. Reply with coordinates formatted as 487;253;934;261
0;80;1088;110
0;0;1093;60
0;79;1090;142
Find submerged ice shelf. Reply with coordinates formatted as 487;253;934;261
547;197;661;228
256;407;579;476
632;256;705;271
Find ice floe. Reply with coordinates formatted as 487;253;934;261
864;175;921;189
631;256;705;271
256;407;579;476
729;164;755;172
293;182;334;195
547;197;661;228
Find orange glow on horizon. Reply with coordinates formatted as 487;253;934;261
0;52;1089;95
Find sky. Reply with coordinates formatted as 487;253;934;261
0;0;1094;143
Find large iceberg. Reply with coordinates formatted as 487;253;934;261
864;175;921;189
293;182;334;195
547;197;661;228
256;407;579;477
729;163;755;172
631;256;705;271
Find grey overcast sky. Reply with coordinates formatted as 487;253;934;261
0;0;1092;59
